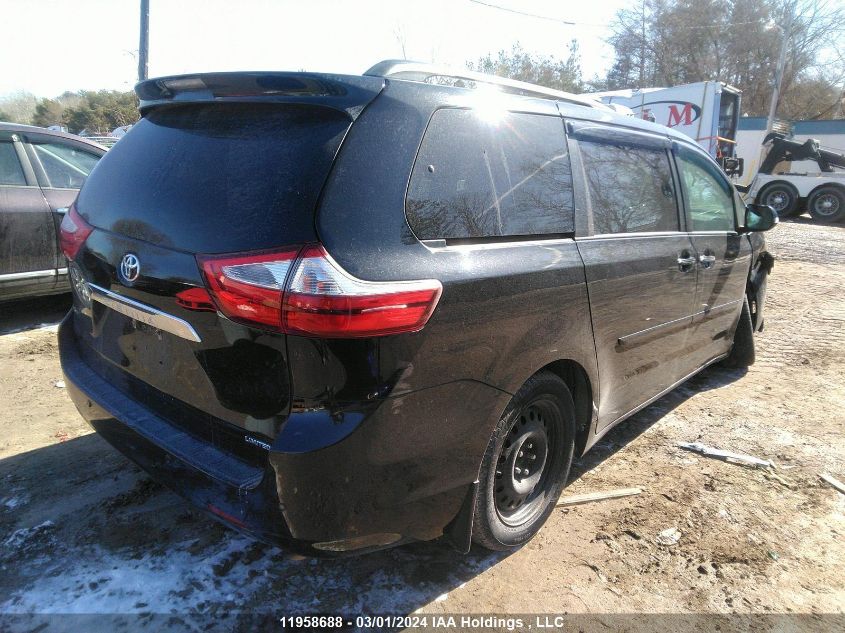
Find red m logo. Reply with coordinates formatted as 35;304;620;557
667;103;695;127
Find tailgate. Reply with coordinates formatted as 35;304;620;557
68;75;383;451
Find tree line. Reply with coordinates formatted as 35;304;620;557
469;0;844;120
0;90;139;135
2;0;842;131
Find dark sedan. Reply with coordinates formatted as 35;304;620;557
0;123;106;301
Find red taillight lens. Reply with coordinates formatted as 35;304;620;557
282;245;442;337
197;249;300;329
59;204;94;260
196;244;442;338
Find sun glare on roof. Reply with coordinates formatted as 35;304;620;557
472;84;510;125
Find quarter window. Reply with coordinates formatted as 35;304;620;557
406;109;575;240
578;140;679;234
0;142;26;186
33;141;100;189
676;146;736;232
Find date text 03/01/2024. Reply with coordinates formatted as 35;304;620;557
278;615;581;630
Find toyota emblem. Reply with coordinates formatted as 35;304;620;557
119;253;141;285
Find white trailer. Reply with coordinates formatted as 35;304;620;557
587;81;742;164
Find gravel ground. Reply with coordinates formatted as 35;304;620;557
0;218;843;631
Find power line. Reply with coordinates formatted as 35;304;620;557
467;0;772;31
466;0;583;26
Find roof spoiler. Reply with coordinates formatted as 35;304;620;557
135;72;385;118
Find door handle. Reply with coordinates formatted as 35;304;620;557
677;254;696;272
699;254;717;269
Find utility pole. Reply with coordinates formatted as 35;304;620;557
765;3;794;136
138;0;149;82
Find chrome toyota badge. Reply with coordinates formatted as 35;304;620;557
119;253;141;285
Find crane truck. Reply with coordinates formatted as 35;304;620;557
742;132;845;223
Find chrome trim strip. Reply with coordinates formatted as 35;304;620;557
88;283;202;343
424;236;576;252
618;314;692;349
576;231;685;241
0;269;55;281
618;299;743;348
701;299;742;319
57;267;68;275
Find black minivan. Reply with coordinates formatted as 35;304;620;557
58;62;776;556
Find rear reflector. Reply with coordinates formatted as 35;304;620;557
175;287;216;312
58;204;94;260
206;504;247;529
197;244;442;337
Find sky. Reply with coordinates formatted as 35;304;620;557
0;0;627;98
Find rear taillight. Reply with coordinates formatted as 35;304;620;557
197;249;300;329
59;204;94;260
282;245;442;337
197;245;442;338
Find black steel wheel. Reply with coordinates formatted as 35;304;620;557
472;372;576;551
808;186;845;223
757;183;799;218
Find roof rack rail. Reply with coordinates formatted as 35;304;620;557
364;60;610;111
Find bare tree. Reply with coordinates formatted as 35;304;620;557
0;91;38;124
394;25;408;60
605;0;845;119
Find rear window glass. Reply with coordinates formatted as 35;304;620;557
0;142;25;186
33;141;100;189
77;103;350;253
406;108;574;240
579;140;679;234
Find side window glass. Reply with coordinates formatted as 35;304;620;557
578;140;679;234
676;147;736;232
406;108;574;240
33;141;100;189
0;142;26;186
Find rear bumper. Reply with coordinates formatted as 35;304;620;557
58;311;509;555
59;311;296;548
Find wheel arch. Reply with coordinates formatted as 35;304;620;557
444;358;597;552
535;359;595;457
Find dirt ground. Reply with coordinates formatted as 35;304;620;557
0;217;843;630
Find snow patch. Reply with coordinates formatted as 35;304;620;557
4;521;55;548
2;495;28;510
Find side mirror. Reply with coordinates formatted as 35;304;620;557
721;156;744;178
741;203;778;233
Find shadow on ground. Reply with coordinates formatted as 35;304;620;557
0;294;71;334
570;364;747;481
0;363;746;630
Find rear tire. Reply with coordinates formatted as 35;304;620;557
807;186;845;223
472;371;575;551
757;183;799;218
722;297;756;368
